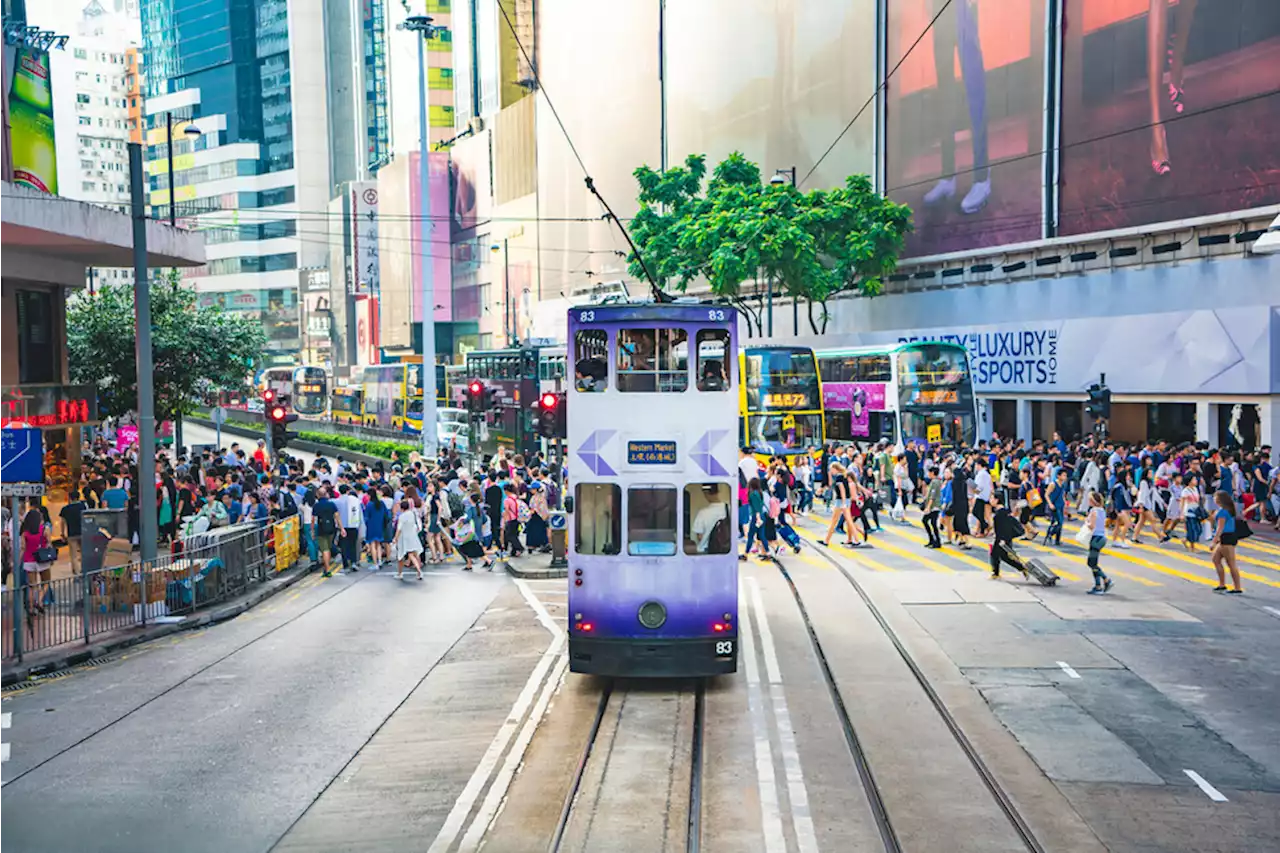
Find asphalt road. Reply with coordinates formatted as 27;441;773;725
1;564;507;853
183;422;320;468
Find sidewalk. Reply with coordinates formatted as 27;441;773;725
2;559;315;687
499;550;567;580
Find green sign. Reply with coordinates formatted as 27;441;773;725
8;48;58;194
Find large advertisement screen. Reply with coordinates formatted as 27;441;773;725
1059;0;1280;235
886;0;1046;257
8;47;58;194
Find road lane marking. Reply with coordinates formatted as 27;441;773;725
1124;539;1280;585
1056;661;1081;679
985;603;1000;613
1183;769;1228;801
794;526;892;570
1;712;9;729
427;583;565;853
1;743;8;762
858;531;959;574
747;577;819;853
739;580;789;853
1263;606;1280;619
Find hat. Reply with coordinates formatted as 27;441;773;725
528;481;543;491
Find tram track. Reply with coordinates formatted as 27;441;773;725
775;543;1047;853
549;677;707;853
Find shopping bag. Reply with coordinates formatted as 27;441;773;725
1200;522;1214;543
452;518;476;545
1074;523;1092;546
891;497;905;522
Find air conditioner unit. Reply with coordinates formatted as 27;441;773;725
466;116;484;135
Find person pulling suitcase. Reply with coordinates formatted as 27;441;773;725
989;494;1030;581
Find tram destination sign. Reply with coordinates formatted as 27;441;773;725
627;441;677;465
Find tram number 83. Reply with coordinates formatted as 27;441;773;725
715;640;734;657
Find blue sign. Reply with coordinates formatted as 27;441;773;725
549;511;567;531
627;440;677;465
1;428;44;484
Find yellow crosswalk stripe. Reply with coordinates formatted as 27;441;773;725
1012;537;1160;587
1121;539;1280;588
875;523;1086;583
1050;537;1220;588
794;525;894;570
857;529;959;574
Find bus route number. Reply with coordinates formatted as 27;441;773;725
708;309;726;322
579;310;596;323
715;640;734;657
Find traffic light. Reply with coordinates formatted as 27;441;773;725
536;391;565;438
267;398;300;450
1085;382;1111;419
263;388;276;405
466;380;485;413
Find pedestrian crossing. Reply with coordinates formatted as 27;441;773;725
786;504;1280;596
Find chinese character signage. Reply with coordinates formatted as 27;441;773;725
351;182;380;295
627;441;677;465
1;385;99;428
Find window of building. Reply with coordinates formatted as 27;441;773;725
575;484;620;555
74;48;87;59
16;289;56;383
628;486;678;556
696;329;730;391
617;328;688;392
76;93;90;104
574;329;608;392
683;484;732;555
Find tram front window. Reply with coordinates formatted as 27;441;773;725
575;484;620;555
748;413;823;450
617;329;688;392
627;485;678;556
575;329;608;392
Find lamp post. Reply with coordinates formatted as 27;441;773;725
491;240;513;347
766;168;797;338
399;14;446;458
165;112;202;226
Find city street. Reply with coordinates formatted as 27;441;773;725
4;497;1278;852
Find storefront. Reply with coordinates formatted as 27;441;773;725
782;253;1280;449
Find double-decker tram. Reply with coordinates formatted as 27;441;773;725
462;346;546;458
815;340;977;449
293;365;329;416
738;345;825;460
566;302;738;677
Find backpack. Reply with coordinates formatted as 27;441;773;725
517;500;532;524
315;505;337;536
767;496;781;520
709;507;731;554
446;489;465;520
437;492;453;522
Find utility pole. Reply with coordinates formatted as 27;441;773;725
402;14;441;458
128;142;159;582
767;168;797;339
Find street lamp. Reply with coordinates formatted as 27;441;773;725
764;167;797;337
165;111;202;226
1252;213;1280;254
491;241;514;347
398;14;447;458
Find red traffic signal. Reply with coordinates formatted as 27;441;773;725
540;392;557;410
466;380;485;413
264;388;276;403
269;405;287;422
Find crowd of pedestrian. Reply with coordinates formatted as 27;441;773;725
789;433;1277;596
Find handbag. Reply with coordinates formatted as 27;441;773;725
1074;523;1093;546
452;518;476;545
34;545;57;564
1026;488;1043;508
1235;518;1253;540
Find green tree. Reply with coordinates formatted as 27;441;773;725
68;271;267;427
628;152;912;334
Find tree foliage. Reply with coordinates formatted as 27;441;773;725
68;272;267;423
628;152;912;334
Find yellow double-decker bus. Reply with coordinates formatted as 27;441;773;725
738;345;825;460
361;363;424;433
331;386;363;425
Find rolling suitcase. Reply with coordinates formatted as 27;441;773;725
1023;555;1059;586
778;522;802;553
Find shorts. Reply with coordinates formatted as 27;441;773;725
315;533;335;554
1220;532;1239;547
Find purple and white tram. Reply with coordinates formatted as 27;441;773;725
566;302;739;677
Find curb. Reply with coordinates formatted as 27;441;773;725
1;563;314;688
186;417;390;467
500;559;568;580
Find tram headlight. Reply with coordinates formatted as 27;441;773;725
638;600;667;630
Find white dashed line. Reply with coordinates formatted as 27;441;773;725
1;712;10;729
985;603;1000;613
1056;661;1081;679
1183;769;1228;802
1263;606;1280;619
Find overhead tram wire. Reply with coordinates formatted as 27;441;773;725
492;0;670;302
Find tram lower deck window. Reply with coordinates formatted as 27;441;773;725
575;483;620;554
627;485;678;556
684;483;732;554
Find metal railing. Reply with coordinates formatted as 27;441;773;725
3;523;287;664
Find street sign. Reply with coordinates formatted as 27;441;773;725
549;511;567;531
2;428;44;483
210;406;228;426
2;482;46;497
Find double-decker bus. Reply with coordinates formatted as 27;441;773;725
815;341;977;449
260;366;294;401
293;366;329;416
330;386;363;425
360;363;424;433
566;302;738;677
737;346;824;460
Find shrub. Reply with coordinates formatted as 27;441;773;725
297;431;418;461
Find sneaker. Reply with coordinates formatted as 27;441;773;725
989;572;1000;580
924;177;957;205
1226;588;1244;595
961;178;992;214
1103;578;1113;593
1087;586;1104;595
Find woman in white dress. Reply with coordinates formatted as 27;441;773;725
392;498;424;580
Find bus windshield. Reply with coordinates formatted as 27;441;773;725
897;346;968;387
743;349;821;411
293;367;327;415
747;413;823;451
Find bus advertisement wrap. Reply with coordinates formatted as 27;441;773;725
8;47;58;195
822;383;887;438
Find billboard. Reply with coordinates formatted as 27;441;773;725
1059;0;1280;235
8;46;58;194
410;151;453;323
886;0;1047;257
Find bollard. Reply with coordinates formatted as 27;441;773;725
549;511;568;569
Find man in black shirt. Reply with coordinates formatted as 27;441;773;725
483;472;504;552
60;489;87;574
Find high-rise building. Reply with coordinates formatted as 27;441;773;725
30;0;141;287
139;0;333;365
